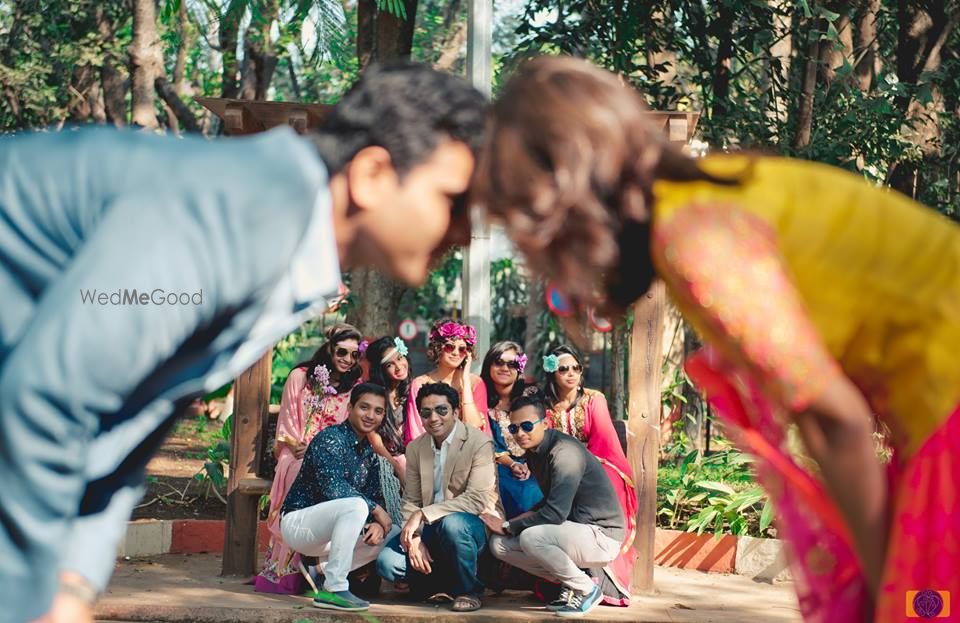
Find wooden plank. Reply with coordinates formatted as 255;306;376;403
627;281;666;594
222;351;271;576
238;477;272;496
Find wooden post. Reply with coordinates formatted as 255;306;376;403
627;281;666;593
222;351;271;576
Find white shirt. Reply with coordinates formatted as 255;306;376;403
433;420;461;505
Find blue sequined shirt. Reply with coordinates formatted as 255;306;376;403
281;421;384;517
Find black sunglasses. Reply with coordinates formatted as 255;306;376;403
335;346;360;361
508;418;544;435
557;364;582;374
494;357;521;370
421;404;452;418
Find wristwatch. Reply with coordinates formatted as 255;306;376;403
501;520;511;535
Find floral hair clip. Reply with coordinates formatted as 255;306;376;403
516;353;529;374
431;321;477;346
393;336;409;357
358;340;370;356
542;354;560;373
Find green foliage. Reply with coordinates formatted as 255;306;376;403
192;414;232;501
658;448;775;538
508;0;960;216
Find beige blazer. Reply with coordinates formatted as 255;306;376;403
402;423;503;524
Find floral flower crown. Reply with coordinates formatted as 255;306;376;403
430;321;477;346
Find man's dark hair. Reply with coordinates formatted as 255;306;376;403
416;382;461;411
351;382;387;406
311;61;488;176
509;388;547;419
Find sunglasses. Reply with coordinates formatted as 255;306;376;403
442;343;469;355
557;364;582;374
493;357;521;370
334;347;360;361
421;404;452;418
508;418;544;435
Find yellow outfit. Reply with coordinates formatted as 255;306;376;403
652;155;960;457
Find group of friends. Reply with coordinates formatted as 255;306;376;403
254;319;635;617
2;53;957;623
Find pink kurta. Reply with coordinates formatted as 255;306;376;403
547;389;637;605
254;367;354;593
403;374;489;444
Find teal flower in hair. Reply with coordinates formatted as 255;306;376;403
394;337;409;357
542;354;560;373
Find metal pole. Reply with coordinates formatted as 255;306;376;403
462;0;493;366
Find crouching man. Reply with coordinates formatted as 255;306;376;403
281;383;398;611
377;383;502;611
482;393;625;617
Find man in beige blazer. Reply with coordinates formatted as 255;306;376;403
376;382;501;612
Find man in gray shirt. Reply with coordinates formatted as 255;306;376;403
482;392;624;618
0;62;485;623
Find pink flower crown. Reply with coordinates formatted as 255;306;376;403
430;321;477;346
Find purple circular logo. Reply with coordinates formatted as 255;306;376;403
913;590;944;619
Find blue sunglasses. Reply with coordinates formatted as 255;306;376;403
508;418;544;435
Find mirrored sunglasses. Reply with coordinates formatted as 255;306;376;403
508;418;544;435
421;404;452;418
335;347;361;361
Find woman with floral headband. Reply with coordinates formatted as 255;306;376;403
403;318;488;443
365;335;413;523
541;345;637;606
480;341;543;519
255;323;365;594
477;55;960;622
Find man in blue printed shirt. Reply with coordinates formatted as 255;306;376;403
281;382;397;611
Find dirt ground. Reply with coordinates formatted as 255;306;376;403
133;413;228;521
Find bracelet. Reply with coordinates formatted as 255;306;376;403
59;579;98;604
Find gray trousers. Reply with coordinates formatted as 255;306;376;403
489;521;620;594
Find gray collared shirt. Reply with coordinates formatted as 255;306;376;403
432;421;462;504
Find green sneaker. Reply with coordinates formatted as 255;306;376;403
312;590;370;611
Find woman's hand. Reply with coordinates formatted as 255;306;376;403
293;442;308;460
509;462;530;480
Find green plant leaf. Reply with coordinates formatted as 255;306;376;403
760;499;775;532
696;480;736;495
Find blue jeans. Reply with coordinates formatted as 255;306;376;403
377;511;487;597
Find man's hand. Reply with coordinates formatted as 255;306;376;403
34;572;95;623
362;522;385;546
408;537;433;575
371;505;392;532
400;510;424;551
480;512;506;535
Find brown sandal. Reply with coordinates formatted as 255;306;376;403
451;594;482;612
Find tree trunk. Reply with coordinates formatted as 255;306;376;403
888;0;959;197
239;0;280;100
220;1;246;99
709;5;735;121
156;76;202;133
129;0;162;128
822;13;853;87
681;329;704;452
345;0;420;336
793;18;823;150
96;5;127;127
854;0;880;92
